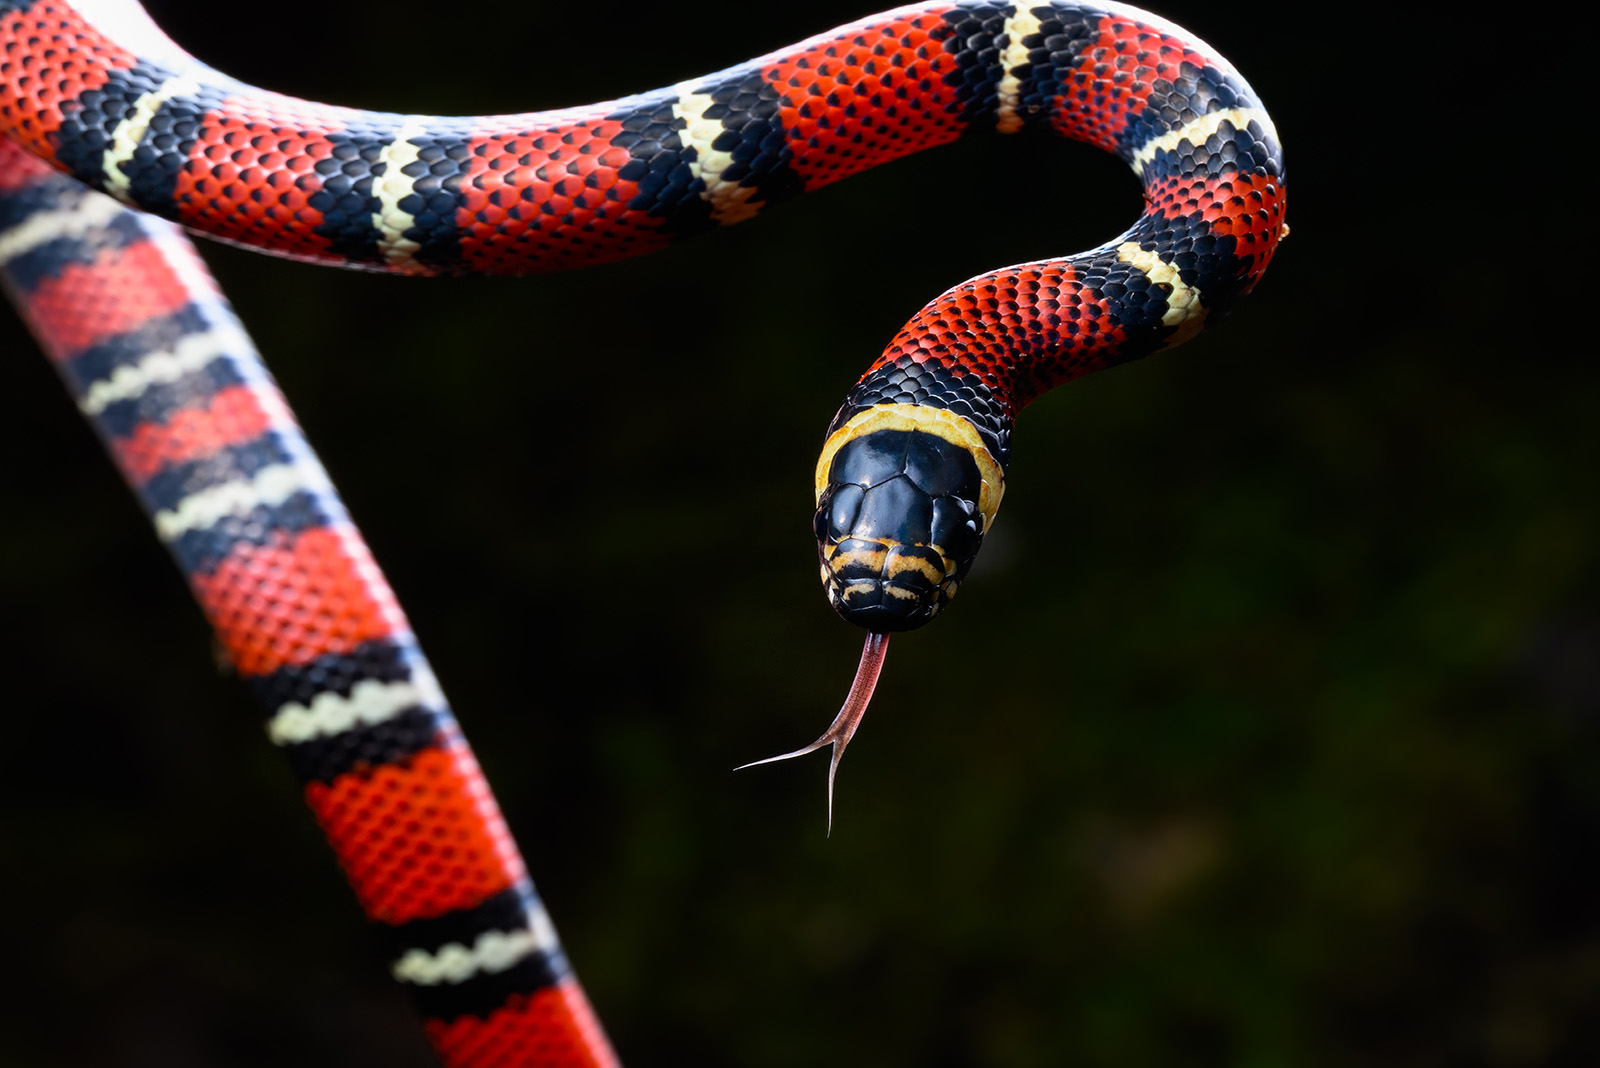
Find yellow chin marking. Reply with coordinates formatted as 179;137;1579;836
829;544;889;571
886;552;947;585
814;404;1005;531
821;534;955;587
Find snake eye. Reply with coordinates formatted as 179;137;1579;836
930;495;981;564
813;427;989;632
818;482;865;542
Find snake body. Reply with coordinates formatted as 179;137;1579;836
0;1;1284;1064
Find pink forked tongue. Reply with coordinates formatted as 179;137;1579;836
736;631;891;835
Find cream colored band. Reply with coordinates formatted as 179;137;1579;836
813;403;1005;529
995;8;1045;133
373;119;431;273
101;75;202;201
673;82;762;224
1115;241;1207;347
1129;107;1278;173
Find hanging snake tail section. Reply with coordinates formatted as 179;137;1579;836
0;137;619;1068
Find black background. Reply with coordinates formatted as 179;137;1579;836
1;2;1593;1065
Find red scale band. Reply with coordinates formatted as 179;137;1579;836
25;238;190;355
424;982;618;1068
457;122;674;274
111;384;280;484
878;261;1137;407
767;8;967;187
1145;170;1288;281
175;107;346;259
303;742;526;924
191;527;405;676
0;0;134;158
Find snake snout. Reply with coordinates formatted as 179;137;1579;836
813;426;988;632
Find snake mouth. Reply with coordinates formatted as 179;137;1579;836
819;536;960;631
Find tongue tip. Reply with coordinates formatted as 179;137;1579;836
735;631;892;834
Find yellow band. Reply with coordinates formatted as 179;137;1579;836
813;403;1006;530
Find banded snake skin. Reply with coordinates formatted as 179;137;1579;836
0;1;1285;1064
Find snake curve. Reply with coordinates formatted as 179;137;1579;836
0;1;1285;1064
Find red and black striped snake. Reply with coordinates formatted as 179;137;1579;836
1;1;1285;1063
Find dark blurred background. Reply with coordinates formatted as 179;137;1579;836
1;1;1592;1065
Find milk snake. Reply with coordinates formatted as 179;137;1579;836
0;0;1285;1063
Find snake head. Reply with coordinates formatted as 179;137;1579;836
812;406;1005;632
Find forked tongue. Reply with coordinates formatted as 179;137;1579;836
735;631;890;834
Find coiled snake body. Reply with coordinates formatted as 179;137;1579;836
0;1;1285;1063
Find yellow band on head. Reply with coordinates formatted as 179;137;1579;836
813;403;1006;530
